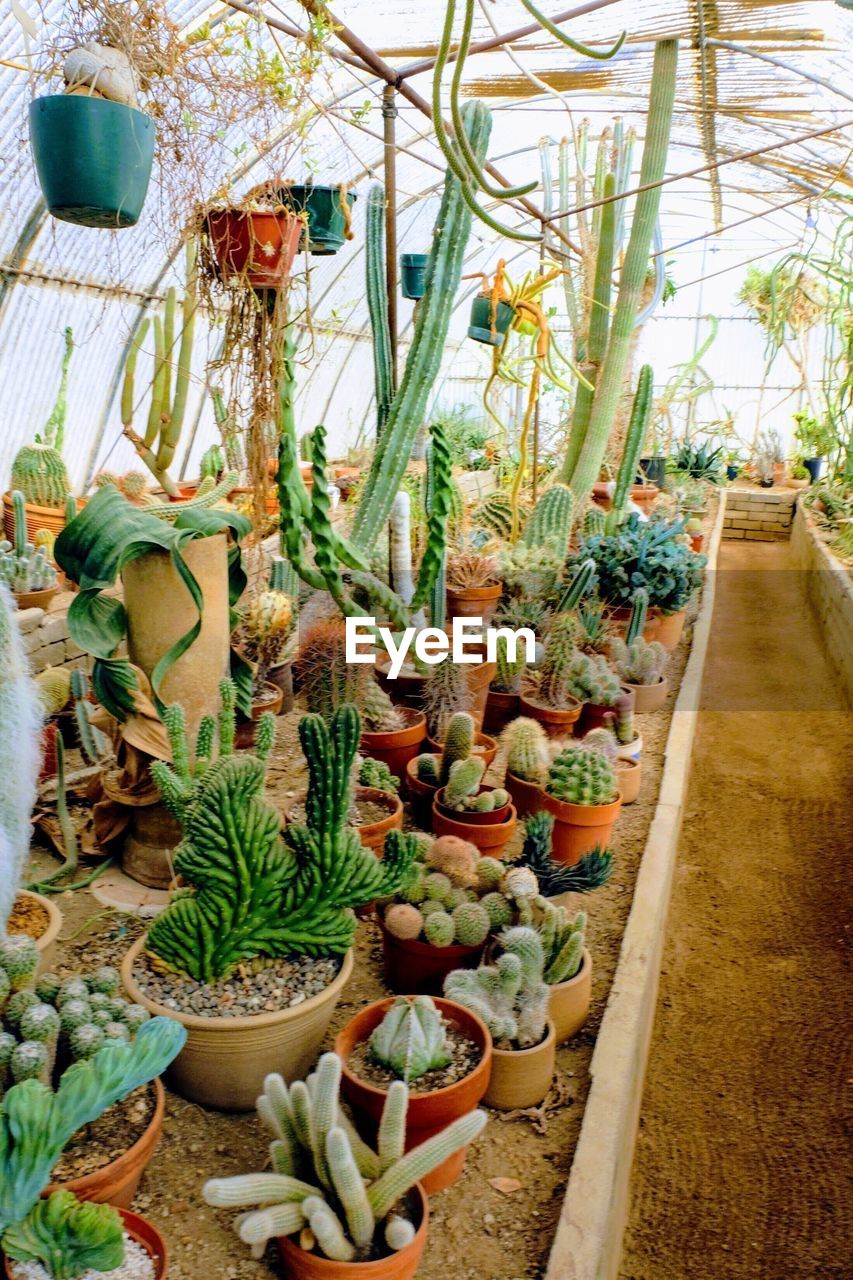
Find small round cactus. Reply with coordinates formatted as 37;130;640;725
87;990;110;1010
56;977;90;1007
501;865;539;902
423;872;453;905
452;902;490;947
70;1022;106;1061
90;1008;113;1028
420;898;446;919
424;910;455;948
102;1021;131;1044
476;857;504;890
481;892;512;929
123;1004;151;1032
0;1030;17;1071
384;904;425;941
5;989;40;1030
399;871;427;906
11;1040;48;1083
35;972;62;1004
445;886;469;910
59;997;92;1035
425;836;478;887
89;965;121;996
490;788;510;809
0;966;10;1010
106;996;130;1020
0;935;40;992
18;1002;60;1043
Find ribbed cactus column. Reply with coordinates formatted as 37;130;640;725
366;185;394;437
565;40;678;498
605;363;653;532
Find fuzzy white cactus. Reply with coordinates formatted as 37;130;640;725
0;582;42;936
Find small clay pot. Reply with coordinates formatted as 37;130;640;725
434;786;511;827
267;661;295;713
336;997;492;1192
378;913;485;996
549;950;592;1044
277;1185;428;1280
361;708;427;781
541;789;622;865
445;582;503;625
483;1019;556;1109
424;731;498;771
624;676;669;715
629;484;659;513
518;692;582;739
9;889;63;974
235;682;284;749
351;787;404;854
616;757;641;805
39;720;58;782
431;794;516;855
482;688;519;735
404;755;440;827
689;532;704;553
652;608;687;651
14;584;58;611
504;770;545;820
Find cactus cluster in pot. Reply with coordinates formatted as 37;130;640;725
0;492;60;596
444;926;549;1050
565;650;622;706
414;710;475;785
358;757;400;795
546;744;618;807
529;614;581;709
203;1051;486;1262
610;635;669;686
518;812;614;896
368;996;451;1084
440;756;509;814
502;716;550;784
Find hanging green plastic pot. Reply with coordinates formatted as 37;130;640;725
401;253;429;299
277;183;356;255
29;95;155;229
468;294;515;346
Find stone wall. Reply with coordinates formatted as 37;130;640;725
790;505;853;705
722;486;797;541
15;593;91;676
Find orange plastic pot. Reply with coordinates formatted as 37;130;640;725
616;758;641;804
206;208;303;288
504;770;544;820
378;914;485;996
445;582;503;625
624;675;669;714
44;1078;165;1208
540;789;622;865
423;731;498;771
549;950;592;1044
277;1185;427;1280
518;693;582;739
431;795;516;855
482;689;519;735
652;608;687;651
483;1020;556;1110
690;532;704;553
4;1208;169;1280
336;997;492;1192
361;708;426;780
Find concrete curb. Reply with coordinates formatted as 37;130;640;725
544;491;728;1280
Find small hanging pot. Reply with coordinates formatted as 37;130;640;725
468;294;515;346
277;183;356;255
206;209;303;289
401;253;429;299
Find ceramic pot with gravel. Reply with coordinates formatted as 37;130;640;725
336;997;492;1192
122;935;354;1110
484;1019;556;1110
276;1185;428;1280
3;1206;169;1280
377;913;486;997
549;949;592;1044
360;707;427;781
6;889;63;974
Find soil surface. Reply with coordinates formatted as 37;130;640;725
621;540;853;1280
53;1084;154;1182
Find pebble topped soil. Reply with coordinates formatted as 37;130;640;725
131;951;342;1018
348;1026;482;1092
288;797;395;828
52;1085;155;1183
7;1236;155;1280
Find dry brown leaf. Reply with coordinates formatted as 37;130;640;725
489;1177;522;1195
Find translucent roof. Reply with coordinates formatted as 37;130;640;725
0;0;848;488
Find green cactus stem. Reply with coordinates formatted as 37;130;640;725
369;997;451;1082
367;185;394;437
626;587;649;646
606;364;654;532
538;903;586;985
522;485;575;554
502;716;549;784
556;557;596;614
444;926;550;1048
439;712;475;785
2;1190;124;1280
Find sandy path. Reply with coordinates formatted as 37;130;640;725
621;540;853;1280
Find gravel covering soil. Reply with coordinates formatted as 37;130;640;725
130;950;342;1018
7;1236;155;1280
347;1025;482;1091
7;892;49;939
51;1084;154;1183
287;797;395;828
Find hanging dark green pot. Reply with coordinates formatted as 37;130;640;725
277;183;356;255
29;95;155;229
468;295;515;346
401;253;429;300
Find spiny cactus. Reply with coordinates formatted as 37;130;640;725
613;693;635;747
147;699;418;982
611;636;668;686
358;757;399;795
297;619;368;723
10;329;74;509
583;506;606;540
606;365;654;532
439;711;475;785
567;651;622;707
414;753;441;785
501;717;549;784
34;667;71;717
0;492;59;594
424;835;478;886
445;926;550;1049
556;557;596;615
533;614;580;709
491;634;526;695
443;757;485;810
451;902;490;946
0;936;39;994
472;492;513;541
422;659;470;741
2;1189;124;1280
547;745;618;806
625;587;649;646
203;1053;487;1261
240;590;293;691
522;485;575;554
363;679;405;734
538;903;587;985
369;997;451;1083
366;184;393;438
383;904;424;941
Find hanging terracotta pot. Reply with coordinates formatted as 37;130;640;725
361;708;427;780
541;789;622;865
276;1185;427;1280
468;295;514;346
206;208;303;288
277;183;357;255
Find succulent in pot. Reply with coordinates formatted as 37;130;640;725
360;679;426;782
445;551;502;624
610;634;669;714
542;744;622;863
570;514;705;618
237;587;294;700
518;615;583;737
537;902;592;1043
202;1051;486;1270
516;812;614;898
500;717;549;818
0;493;59;609
431;760;516;853
484;635;526;733
407;712;495;824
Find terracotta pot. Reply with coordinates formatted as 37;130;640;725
121;936;354;1109
625;675;669;714
376;646;496;733
44;1078;165;1208
689;532;704;553
277;1185;427;1280
267;660;295;713
378;914;485;996
206;208;303;288
3;1207;169;1280
431;795;516;855
120;800;183;890
9;889;63;974
482;688;519;735
361;708;426;781
483;1019;556;1109
607;606;662;644
549;950;592;1044
336;997;492;1192
14;584;58;611
404;755;440;827
3;492;84;543
629;484;659;513
653;608;687;651
518;692;582;739
352;787;404;853
591;482;612;510
773;460;787;485
445;582;503;625
540;789;622;865
616;757;641;804
504;770;544;820
235;682;285;749
434;786;511;828
423;731;498;772
167;482;198;503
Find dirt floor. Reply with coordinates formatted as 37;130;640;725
621;539;853;1280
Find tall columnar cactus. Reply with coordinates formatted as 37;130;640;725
439;711;475;785
583;506;606;540
147;698;418;982
556;556;596;614
534;614;579;709
538;903;586;984
444;926;550;1048
203;1053;486;1260
547;744;618;806
297;620;367;723
518;811;614;895
352;101;492;549
606;365;654;532
0;582;43;937
69;670;109;767
422;657;469;741
11;328;74;509
122;240;198;498
363;679;405;734
563;42;679;496
240;589;293;690
369;997;451;1083
626;587;649;646
502;716;549;783
522;485;575;554
411;423;452;617
366;184;394;437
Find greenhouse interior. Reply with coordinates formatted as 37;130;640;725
0;1;849;1278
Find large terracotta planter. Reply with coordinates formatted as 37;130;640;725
518;692;582;739
424;731;498;771
206;208;303;288
504;770;544;820
445;582;502;625
483;689;519;735
336;997;492;1193
9;889;63;974
379;915;485;996
616;757;641;804
277;1185;427;1280
625;675;669;714
3;492;83;544
45;1078;165;1208
121;936;354;1109
540;790;622;865
361;708;427;781
3;1208;168;1280
431;795;516;855
483;1019;556;1109
549;951;592;1044
653;608;687;651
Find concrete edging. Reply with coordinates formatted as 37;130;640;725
544;491;728;1280
789;502;853;705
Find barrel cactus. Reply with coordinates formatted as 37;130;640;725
522;485;575;554
546;745;618;806
501;717;549;783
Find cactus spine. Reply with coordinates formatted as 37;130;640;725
538;903;586;984
10;328;74;509
366;184;394;437
606;364;654;531
522;485;575;554
439;712;475;785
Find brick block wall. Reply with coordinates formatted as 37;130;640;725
15;593;92;676
722;487;796;541
790;505;853;705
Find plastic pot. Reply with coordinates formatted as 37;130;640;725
431;794;516;855
9;889;63;974
504;770;544;820
45;1078;165;1208
549;950;592;1044
277;1184;427;1280
624;676;669;715
483;689;519;735
361;708;427;781
652;608;687;651
122;937;354;1109
483;1019;556;1109
638;456;666;487
468;295;514;346
206;209;303;288
616;757;641;804
445;582;503;625
803;457;823;484
540;789;622;865
29;96;155;228
401;253;429;300
518;692;582;739
378;913;485;996
278;183;356;255
336;997;492;1192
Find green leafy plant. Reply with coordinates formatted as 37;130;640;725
571;515;704;614
672;440;724;482
792;410;836;459
517;812;614;896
